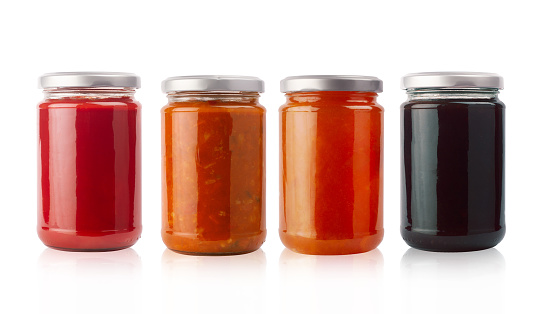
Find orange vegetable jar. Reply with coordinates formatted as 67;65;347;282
279;75;384;255
161;76;266;255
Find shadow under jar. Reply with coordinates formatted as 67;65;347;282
38;72;142;251
401;72;505;252
161;76;266;255
279;75;384;255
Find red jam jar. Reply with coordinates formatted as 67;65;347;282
38;72;142;251
279;75;384;255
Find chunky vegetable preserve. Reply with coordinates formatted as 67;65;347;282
38;72;142;251
280;76;384;255
401;72;505;252
162;76;266;255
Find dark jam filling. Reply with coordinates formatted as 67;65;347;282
401;97;505;252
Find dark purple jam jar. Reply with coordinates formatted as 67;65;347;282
401;72;505;252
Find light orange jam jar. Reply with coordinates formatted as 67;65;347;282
279;75;384;255
161;76;266;255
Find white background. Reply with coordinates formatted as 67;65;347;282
0;0;549;313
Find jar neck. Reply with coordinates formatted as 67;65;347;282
167;91;260;104
285;91;379;104
44;87;136;100
406;88;500;100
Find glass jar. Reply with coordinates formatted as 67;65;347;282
279;75;384;255
38;72;142;251
161;76;266;255
401;72;505;252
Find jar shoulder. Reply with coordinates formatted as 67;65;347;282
401;99;505;110
163;101;265;114
280;102;383;113
38;98;140;110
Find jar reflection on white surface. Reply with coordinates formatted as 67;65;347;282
38;248;142;313
400;248;505;313
161;249;267;313
279;248;384;313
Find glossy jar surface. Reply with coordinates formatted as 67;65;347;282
162;91;266;255
38;87;142;251
401;89;505;252
280;91;384;255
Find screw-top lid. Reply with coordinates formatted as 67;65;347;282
162;76;264;93
39;72;140;89
401;72;503;90
280;75;383;93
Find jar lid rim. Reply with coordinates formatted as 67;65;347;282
281;75;383;93
39;72;140;89
401;72;503;90
162;75;264;93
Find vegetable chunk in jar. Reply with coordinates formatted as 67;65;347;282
279;75;384;255
161;76;266;255
400;72;505;252
38;72;142;251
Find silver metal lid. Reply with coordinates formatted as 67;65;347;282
401;72;503;90
39;72;140;89
162;76;264;93
280;75;383;93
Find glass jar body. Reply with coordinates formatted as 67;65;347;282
401;89;505;252
280;91;384;255
161;92;266;255
38;88;142;251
